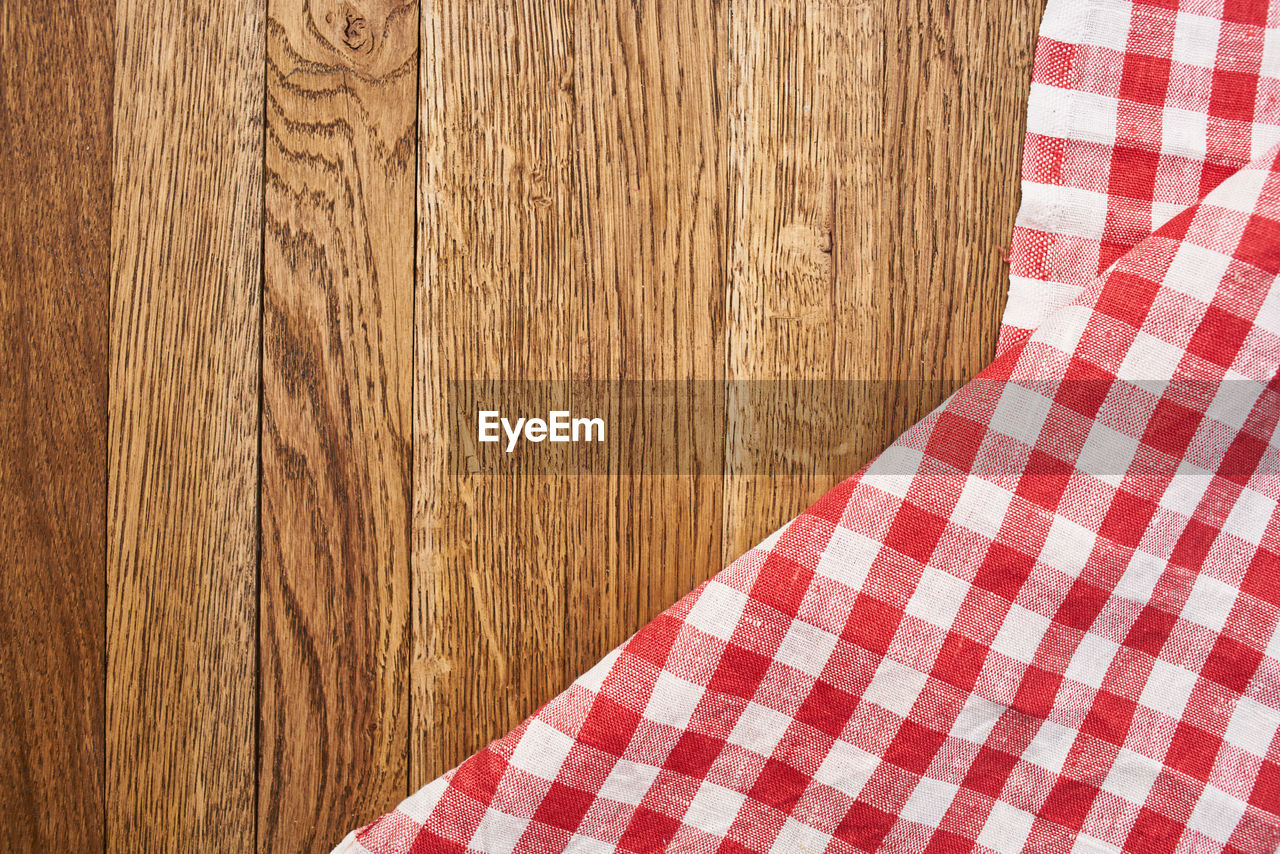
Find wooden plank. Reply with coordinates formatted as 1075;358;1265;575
413;0;585;786
412;0;1042;788
879;0;1046;420
724;0;881;562
412;0;725;786
724;0;1044;559
0;1;111;848
569;0;726;663
258;0;417;847
106;0;264;848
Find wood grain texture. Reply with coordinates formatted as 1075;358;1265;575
725;0;882;562
570;0;726;673
106;0;265;848
260;0;417;847
415;0;1043;792
411;0;726;788
413;0;585;786
0;1;111;848
724;0;1043;558
2;0;1047;845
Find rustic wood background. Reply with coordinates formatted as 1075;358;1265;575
0;0;1044;849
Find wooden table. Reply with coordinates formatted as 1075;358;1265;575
0;0;1044;849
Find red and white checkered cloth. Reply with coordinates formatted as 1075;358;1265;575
1001;0;1280;352
335;0;1280;850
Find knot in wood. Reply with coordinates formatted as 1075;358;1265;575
343;15;370;51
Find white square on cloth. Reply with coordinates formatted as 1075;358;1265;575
597;759;661;807
682;781;746;836
814;738;878;798
685;581;748;642
900;776;959;828
1187;785;1248;844
1040;513;1097;578
471;810;530;854
905;567;970;631
991;604;1052;665
976;800;1036;852
774;619;840;678
1101;747;1164;806
1171;12;1221;68
509;719;575;780
952;476;1014;540
728;701;793;758
862;657;929;718
1139;659;1198;720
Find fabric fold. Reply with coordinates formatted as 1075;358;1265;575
1000;0;1280;352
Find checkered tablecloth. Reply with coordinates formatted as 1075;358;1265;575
1000;0;1280;350
334;0;1280;850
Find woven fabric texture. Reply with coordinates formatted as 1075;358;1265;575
334;0;1280;851
1001;0;1280;350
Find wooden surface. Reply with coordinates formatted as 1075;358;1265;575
260;0;416;846
0;0;111;848
107;0;264;848
0;0;1043;848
